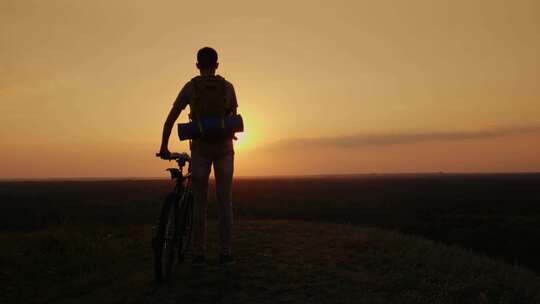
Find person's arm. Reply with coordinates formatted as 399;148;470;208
225;81;239;140
159;106;182;158
158;82;191;158
226;81;238;115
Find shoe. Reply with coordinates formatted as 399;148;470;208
219;254;235;266
191;255;206;267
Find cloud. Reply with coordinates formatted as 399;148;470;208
262;126;540;150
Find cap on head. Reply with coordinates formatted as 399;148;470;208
197;47;218;69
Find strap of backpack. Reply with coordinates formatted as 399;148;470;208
220;76;227;135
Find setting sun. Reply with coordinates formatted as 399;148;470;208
234;131;248;150
231;114;262;152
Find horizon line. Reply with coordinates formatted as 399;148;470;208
1;171;540;182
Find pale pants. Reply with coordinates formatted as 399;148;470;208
191;147;234;256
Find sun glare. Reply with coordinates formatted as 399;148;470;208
233;115;259;151
234;131;248;149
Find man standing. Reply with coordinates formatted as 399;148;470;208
158;47;237;266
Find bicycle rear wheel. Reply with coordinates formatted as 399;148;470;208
153;190;194;283
177;192;194;261
153;193;181;283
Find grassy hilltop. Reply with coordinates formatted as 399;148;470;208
1;176;540;303
2;221;540;303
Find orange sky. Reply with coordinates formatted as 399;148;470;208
1;0;540;178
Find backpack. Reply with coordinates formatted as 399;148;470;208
188;75;233;139
188;75;232;120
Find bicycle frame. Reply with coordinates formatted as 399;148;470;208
153;152;194;282
166;155;192;195
166;154;193;258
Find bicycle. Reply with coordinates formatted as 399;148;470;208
152;152;194;283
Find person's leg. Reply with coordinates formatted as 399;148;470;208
191;151;212;258
213;152;234;256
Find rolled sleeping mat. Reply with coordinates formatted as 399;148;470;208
178;114;244;141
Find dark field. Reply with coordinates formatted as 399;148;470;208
2;174;540;303
2;174;540;269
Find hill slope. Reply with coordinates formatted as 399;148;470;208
2;220;540;303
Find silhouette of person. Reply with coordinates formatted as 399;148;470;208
159;47;237;266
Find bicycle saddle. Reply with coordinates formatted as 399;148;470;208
169;152;191;162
